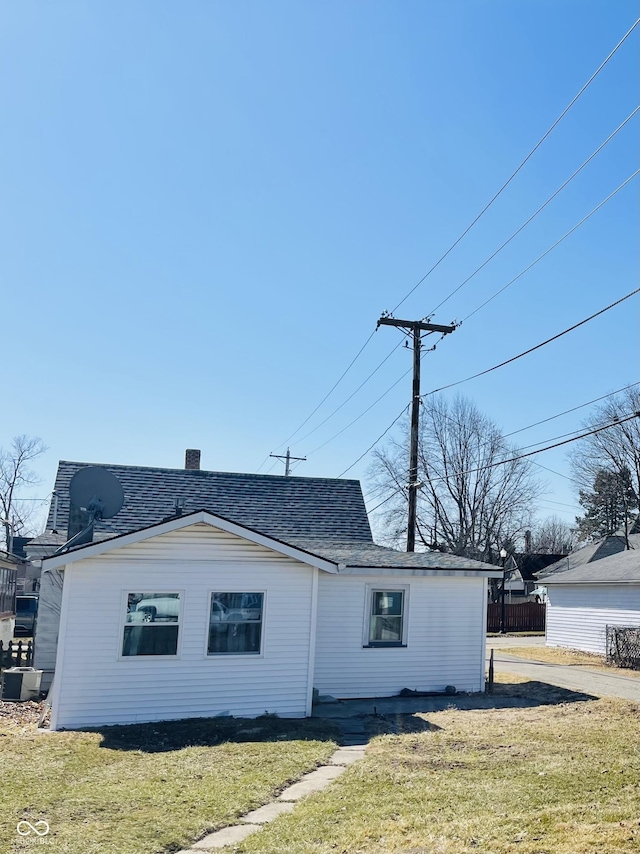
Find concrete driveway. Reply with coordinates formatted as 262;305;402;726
486;637;640;702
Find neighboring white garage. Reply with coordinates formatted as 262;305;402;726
545;549;640;655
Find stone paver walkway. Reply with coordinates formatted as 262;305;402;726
177;744;366;852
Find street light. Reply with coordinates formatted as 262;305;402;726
499;547;508;634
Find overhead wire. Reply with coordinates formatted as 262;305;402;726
462;170;640;322
391;17;640;315
502;382;639;440
350;383;638;488
428;111;639;317
368;412;640;514
421;288;640;400
276;164;640;471
334;294;638;476
256;19;639;472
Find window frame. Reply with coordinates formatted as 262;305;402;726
118;590;184;660
362;584;409;648
205;590;266;658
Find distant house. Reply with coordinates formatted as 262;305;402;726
545;549;640;655
0;551;19;644
33;452;501;730
498;553;565;601
536;524;640;583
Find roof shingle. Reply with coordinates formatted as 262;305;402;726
43;460;373;546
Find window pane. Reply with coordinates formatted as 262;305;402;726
372;591;403;616
208;622;262;654
369;615;402;642
212;592;263;621
208;593;263;654
126;593;179;623
123;625;179;656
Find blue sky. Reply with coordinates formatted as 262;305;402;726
1;1;638;531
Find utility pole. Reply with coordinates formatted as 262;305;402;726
269;448;306;476
377;315;456;552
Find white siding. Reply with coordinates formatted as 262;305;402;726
314;573;487;697
546;583;640;654
0;616;14;645
50;524;314;729
33;569;64;690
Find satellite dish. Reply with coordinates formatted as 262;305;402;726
54;467;125;556
69;467;124;520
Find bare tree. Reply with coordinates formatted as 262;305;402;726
569;386;640;499
0;435;47;549
531;515;576;554
368;395;544;562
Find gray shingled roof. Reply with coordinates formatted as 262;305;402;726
536;533;640;579
284;538;499;572
41;512;501;575
544;548;640;584
39;460;372;549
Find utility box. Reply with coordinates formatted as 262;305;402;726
1;667;43;701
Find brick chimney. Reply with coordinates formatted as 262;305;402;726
185;449;201;470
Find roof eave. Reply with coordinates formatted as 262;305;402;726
338;566;503;577
41;510;339;574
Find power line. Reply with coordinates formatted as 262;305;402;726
463;170;640;322
429;112;639;317
306;367;412;456
290;174;637;466
368;412;640;513
502;382;640;440
308;328;454;462
290;340;404;448
338;405;410;478
257;21;639;472
422;288;640;400
344;379;638;487
391;17;640;315
255;329;378;471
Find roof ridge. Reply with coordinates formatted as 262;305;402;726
57;460;359;484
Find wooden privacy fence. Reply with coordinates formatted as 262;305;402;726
487;602;546;632
0;640;34;670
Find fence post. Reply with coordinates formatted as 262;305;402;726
487;649;494;694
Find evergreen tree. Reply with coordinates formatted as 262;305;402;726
575;467;638;541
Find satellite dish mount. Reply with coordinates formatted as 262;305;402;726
53;467;124;556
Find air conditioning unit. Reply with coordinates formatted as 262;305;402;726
1;667;43;701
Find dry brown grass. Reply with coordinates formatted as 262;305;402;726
0;711;338;854
239;691;640;854
500;645;640;677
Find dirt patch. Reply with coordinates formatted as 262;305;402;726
0;700;45;727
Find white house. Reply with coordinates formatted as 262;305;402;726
40;510;500;731
545;549;640;655
0;551;20;644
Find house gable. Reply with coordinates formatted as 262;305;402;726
42;511;339;574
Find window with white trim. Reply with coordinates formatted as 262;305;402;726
122;592;180;656
208;592;264;655
366;587;407;647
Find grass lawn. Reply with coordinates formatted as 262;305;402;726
239;688;640;854
0;704;338;854
499;645;640;678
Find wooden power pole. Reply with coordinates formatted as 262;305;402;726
269;447;306;476
377;316;456;552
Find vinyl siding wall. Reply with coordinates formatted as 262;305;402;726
50;524;315;729
314;573;487;697
546;584;640;654
33;569;64;690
